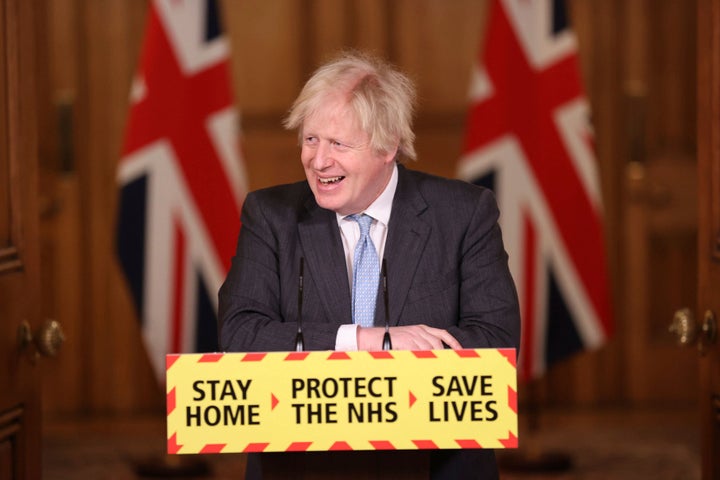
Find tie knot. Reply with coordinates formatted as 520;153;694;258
350;214;373;236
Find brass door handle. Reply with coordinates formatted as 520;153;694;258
670;309;717;355
17;319;65;360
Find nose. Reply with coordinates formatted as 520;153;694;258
309;141;333;170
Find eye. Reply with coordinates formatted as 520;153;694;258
303;136;317;145
331;140;348;150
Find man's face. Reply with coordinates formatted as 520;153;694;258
300;99;395;216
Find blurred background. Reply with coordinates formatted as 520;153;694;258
1;0;717;478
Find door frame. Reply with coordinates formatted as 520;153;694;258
696;0;720;477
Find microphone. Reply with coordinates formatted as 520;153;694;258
295;257;305;351
381;259;392;350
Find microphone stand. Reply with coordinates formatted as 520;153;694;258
295;258;305;352
296;257;390;352
381;259;392;350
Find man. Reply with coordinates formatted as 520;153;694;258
219;51;520;480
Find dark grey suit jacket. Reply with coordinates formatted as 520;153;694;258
219;165;520;479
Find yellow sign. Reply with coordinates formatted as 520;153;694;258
166;349;517;454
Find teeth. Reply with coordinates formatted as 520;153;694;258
319;176;344;185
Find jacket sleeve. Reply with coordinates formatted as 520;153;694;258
450;188;521;351
395;185;520;352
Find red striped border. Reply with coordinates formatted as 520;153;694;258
328;352;351;360
499;431;518;448
284;352;310;361
499;348;516;367
508;386;517;414
200;444;226;454
412;351;437;359
167;387;176;415
456;439;483;448
244;443;269;453
369;351;394;359
242;353;267;361
198;353;223;363
166;354;181;370
329;441;353;451
455;349;481;358
369;440;396;450
412;440;439;449
167;432;181;454
286;442;313;452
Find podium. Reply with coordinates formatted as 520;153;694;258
258;450;430;479
165;350;517;479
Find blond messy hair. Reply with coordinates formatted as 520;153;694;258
283;51;417;162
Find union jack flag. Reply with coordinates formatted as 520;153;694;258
458;0;613;380
116;0;246;381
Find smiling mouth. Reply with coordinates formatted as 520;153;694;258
318;176;345;185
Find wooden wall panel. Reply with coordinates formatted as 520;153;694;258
39;0;77;413
222;0;303;117
414;131;467;180
646;0;697;153
41;0;161;415
0;0;8;246
352;0;391;54
242;131;305;190
309;0;351;57
76;0;160;413
395;0;486;113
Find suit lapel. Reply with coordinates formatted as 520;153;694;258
382;166;430;326
296;167;430;328
298;197;352;325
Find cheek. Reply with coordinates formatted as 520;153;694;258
300;148;312;167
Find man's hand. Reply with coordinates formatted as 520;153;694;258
357;325;462;351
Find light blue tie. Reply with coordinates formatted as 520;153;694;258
350;214;380;327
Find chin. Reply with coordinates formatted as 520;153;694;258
314;195;344;213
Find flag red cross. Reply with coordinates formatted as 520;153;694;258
122;7;239;269
463;6;611;333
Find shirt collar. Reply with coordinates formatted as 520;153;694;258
337;163;397;226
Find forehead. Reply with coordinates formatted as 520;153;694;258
302;96;365;138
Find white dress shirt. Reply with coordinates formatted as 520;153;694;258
335;164;398;351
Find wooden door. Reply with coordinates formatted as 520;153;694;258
0;0;43;478
697;0;720;476
622;0;700;406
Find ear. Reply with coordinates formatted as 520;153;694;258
382;145;399;164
